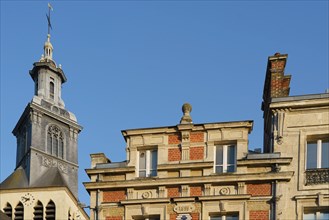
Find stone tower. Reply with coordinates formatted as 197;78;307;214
2;34;82;198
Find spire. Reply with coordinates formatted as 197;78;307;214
43;34;53;60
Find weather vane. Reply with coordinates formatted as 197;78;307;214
46;3;53;35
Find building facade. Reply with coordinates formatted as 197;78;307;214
0;34;89;220
84;53;329;220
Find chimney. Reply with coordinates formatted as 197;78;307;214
261;53;291;153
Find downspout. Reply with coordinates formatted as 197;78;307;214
272;180;276;220
96;174;99;220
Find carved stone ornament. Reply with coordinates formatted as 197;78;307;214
174;203;195;213
43;157;52;167
219;187;230;195
142;191;152;199
58;162;68;173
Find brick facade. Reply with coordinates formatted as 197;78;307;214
168;134;181;144
247;183;271;196
170;214;177;220
249;210;269;220
190;186;202;196
189;147;204;160
103;190;126;202
167;186;180;198
191;213;199;220
190;132;204;143
168;148;181;161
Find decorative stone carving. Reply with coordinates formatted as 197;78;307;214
219;201;226;211
306;169;329;185
127;188;134;199
158;186;165;198
180;103;193;124
142;191;152;199
181;185;189;197
58;162;68;173
238;182;245;194
176;214;192;220
219;187;230;195
204;184;212;196
174;203;195;213
43;156;52;167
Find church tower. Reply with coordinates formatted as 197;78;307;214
1;8;88;218
8;33;82;197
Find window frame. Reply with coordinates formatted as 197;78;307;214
137;148;158;178
306;137;329;170
47;125;65;159
210;213;239;220
214;144;237;174
303;209;329;220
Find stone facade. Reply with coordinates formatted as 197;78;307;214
84;53;329;220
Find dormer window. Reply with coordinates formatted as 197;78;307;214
49;81;54;100
214;145;236;173
138;149;157;177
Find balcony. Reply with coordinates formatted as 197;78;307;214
305;168;329;185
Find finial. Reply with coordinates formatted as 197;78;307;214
180;103;193;124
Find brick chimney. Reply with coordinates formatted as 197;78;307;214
262;53;291;152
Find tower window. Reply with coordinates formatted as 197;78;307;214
33;201;44;220
3;203;13;218
49;81;54;100
45;200;56;220
47;125;64;159
14;202;24;220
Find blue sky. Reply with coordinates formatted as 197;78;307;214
1;1;328;208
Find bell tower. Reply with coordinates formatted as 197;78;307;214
10;33;82;198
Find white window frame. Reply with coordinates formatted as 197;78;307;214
210;213;239;220
306;138;329;169
136;149;157;177
303;210;329;220
214;144;236;173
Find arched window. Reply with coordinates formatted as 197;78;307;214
49;81;54;100
47;125;64;159
45;200;56;220
14;202;24;220
33;201;44;220
3;202;12;218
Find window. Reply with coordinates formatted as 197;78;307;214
47;125;64;159
138;149;157;177
304;210;329;220
14;202;24;220
45;200;56;220
3;203;12;218
49;81;54;100
215;145;236;173
33;201;44;220
306;138;329;169
210;213;238;220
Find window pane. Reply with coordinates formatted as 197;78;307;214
47;135;52;154
54;138;58;156
226;215;239;220
150;150;157;176
210;217;222;220
227;165;235;173
303;213;316;220
139;152;146;169
307;142;318;169
227;145;236;164
319;211;329;219
321;141;329;168
215;166;223;173
216;146;223;165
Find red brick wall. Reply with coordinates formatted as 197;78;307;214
170;214;177;220
190;146;204;160
103;190;126;202
190;132;204;142
106;217;122;220
190;186;202;196
168;134;181;144
249;210;269;220
167;186;180;198
168;148;181;161
191;213;199;220
247;183;271;196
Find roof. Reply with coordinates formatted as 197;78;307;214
0;166;28;189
